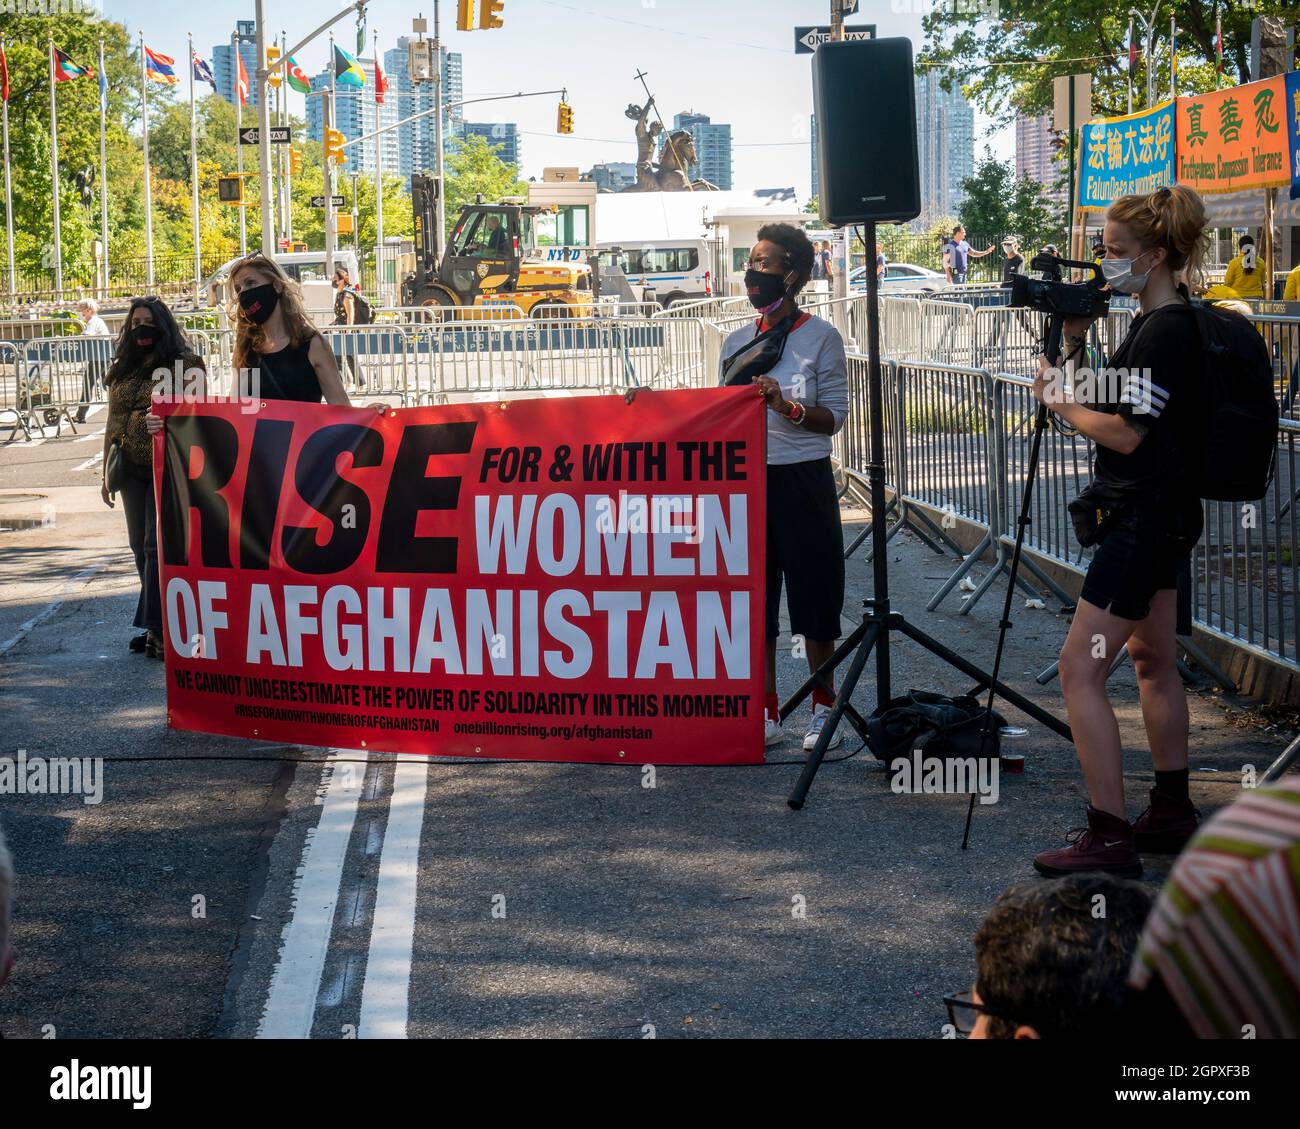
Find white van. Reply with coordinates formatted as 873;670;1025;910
598;239;713;308
203;250;360;326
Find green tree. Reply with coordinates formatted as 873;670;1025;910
917;1;1289;121
441;133;526;240
957;151;1062;250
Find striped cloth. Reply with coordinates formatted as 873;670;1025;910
1129;777;1300;1038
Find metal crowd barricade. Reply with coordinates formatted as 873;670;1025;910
1192;420;1300;666
15;334;117;433
917;299;977;367
375;304;528;325
319;325;410;403
1252;314;1300;418
0;341;30;440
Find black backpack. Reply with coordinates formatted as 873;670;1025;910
350;289;373;326
1189;302;1278;501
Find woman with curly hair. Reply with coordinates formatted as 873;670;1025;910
720;222;849;752
101;296;206;658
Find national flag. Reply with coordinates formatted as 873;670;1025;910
1;42;9;104
236;51;248;104
1215;11;1224;73
192;51;217;92
98;59;108;112
333;43;365;88
1128;25;1139;73
375;56;388;105
1170;26;1178;90
53;47;94;83
356;16;367;56
285;56;311;94
145;46;178;85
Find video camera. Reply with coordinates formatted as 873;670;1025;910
1009;254;1110;319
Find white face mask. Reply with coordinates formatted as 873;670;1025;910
1101;248;1157;294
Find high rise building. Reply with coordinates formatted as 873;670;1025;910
382;40;464;178
586;162;636;192
672;110;732;190
211;21;260;109
913;72;974;225
461;123;522;170
1015;113;1067;207
305;61;402;177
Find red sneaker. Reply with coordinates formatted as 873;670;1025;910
1132;788;1200;854
1033;806;1142;878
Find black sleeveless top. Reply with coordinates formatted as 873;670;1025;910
249;339;322;403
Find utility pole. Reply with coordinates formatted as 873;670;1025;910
233;30;246;255
255;0;275;253
373;25;385;303
432;8;446;245
829;1;848;316
326;33;337;278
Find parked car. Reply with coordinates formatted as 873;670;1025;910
849;262;945;292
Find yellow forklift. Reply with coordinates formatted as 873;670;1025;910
401;175;594;318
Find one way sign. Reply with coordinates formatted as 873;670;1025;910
239;126;291;145
794;24;876;54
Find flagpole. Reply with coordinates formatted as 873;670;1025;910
1169;16;1176;101
98;36;109;300
189;33;201;304
255;0;275;253
48;37;64;303
139;32;155;290
373;27;384;304
2;35;16;302
234;31;246;256
282;32;292;244
326;31;337;278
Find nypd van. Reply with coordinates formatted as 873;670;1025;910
597;239;713;308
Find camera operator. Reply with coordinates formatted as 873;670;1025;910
719;223;849;752
1030;184;1209;879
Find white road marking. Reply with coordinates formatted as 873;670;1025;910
257;751;366;1039
71;451;103;472
0;564;105;657
358;759;429;1039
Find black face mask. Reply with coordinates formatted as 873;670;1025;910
744;268;788;311
130;324;158;351
238;282;280;324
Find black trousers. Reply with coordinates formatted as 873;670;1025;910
120;460;162;633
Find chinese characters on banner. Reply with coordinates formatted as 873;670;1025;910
152;390;767;765
1177;75;1290;194
1078;101;1176;211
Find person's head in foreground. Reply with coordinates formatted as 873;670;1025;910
950;874;1152;1038
1125;775;1300;1039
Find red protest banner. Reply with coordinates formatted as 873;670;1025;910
152;389;766;765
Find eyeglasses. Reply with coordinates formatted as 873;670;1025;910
747;254;788;272
942;988;1009;1038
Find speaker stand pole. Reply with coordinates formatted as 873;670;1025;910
786;227;1072;811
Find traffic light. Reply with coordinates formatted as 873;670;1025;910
557;100;573;135
289;147;303;176
456;0;475;31
217;175;244;205
266;45;282;87
325;128;347;165
479;0;505;30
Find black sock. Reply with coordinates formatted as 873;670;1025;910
1154;768;1190;803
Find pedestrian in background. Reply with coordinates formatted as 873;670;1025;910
944;225;995;285
876;242;887;282
74;297;111;424
811;240;827;282
1000;237;1025;283
1223;234;1264;299
331;265;367;389
101;296;206;659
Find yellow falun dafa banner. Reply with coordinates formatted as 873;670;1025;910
1077;72;1296;210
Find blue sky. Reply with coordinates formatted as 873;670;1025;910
102;0;1014;197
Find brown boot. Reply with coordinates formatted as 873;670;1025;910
1132;788;1200;854
1033;806;1142;878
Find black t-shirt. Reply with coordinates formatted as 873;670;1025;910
1091;303;1204;501
249;339;323;403
1002;254;1024;283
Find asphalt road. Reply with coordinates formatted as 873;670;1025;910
0;416;1292;1039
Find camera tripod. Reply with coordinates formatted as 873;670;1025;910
784;222;1072;815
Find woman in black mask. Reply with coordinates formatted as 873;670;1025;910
228;253;351;405
101;297;206;658
720;223;850;753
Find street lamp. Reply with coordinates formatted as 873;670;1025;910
1129;3;1161;109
